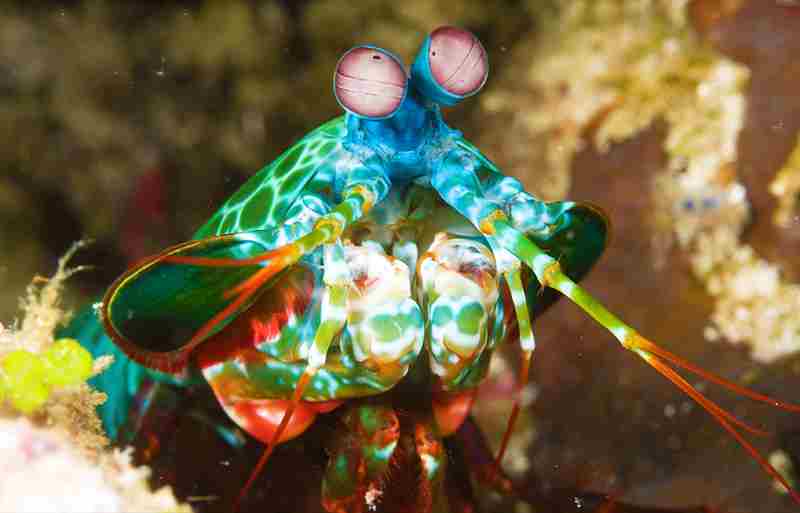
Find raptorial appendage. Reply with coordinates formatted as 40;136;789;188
193;242;424;445
418;234;499;385
342;245;424;374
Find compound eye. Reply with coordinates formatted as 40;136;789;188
334;46;407;119
428;26;487;97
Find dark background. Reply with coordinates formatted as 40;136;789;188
2;1;800;512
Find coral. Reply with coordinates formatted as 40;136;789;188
663;61;800;363
479;0;713;199
770;134;800;228
0;418;118;513
699;236;800;363
0;244;190;512
0;418;191;513
0;242;109;454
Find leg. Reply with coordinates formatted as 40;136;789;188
412;418;448;513
492;266;536;466
322;401;400;513
453;416;513;494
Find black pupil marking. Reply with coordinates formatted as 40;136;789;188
431;51;436;56
373;55;381;60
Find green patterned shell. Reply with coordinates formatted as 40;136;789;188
195;116;347;238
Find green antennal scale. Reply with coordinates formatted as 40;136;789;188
75;26;800;513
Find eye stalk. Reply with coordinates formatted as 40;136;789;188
411;26;488;106
333;46;408;119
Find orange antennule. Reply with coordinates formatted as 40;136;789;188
163;242;299;268
628;334;800;505
173;246;300;350
634;337;800;413
233;368;316;512
164;243;300;269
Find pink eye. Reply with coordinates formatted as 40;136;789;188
428;26;487;97
334;46;407;118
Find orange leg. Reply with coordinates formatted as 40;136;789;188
413;419;448;512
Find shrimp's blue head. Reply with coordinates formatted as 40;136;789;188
410;26;488;107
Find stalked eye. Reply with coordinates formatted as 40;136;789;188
333;46;407;119
427;26;487;97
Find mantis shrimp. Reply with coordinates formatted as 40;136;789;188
63;26;800;513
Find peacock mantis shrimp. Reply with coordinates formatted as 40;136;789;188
63;26;800;512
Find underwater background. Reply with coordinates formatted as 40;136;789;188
2;1;800;511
